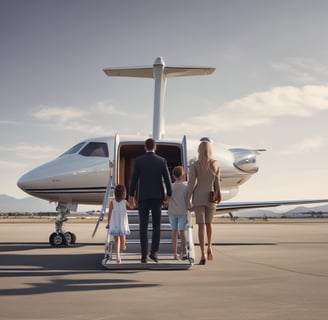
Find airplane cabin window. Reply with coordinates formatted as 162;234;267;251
60;142;86;157
79;142;109;157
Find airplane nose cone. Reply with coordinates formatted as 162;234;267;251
17;176;25;191
17;161;54;195
230;148;260;174
17;171;37;194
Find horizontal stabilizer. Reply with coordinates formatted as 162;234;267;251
103;67;154;78
164;67;215;78
103;66;215;79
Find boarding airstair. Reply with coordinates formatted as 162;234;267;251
101;210;195;270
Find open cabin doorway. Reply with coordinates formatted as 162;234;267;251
116;141;185;198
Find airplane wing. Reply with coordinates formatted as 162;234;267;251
216;199;328;214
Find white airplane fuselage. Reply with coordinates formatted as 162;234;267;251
17;135;260;209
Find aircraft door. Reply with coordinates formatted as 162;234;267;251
182;135;188;180
113;134;120;186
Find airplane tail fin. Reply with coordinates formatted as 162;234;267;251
103;57;215;139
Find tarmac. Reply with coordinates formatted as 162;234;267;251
0;220;328;320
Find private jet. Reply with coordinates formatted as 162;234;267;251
17;57;328;251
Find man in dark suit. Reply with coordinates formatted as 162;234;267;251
129;138;172;263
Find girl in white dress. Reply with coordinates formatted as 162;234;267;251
107;184;131;263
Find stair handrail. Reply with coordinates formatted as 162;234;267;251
92;160;114;238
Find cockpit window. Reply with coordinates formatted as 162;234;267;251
79;142;109;157
60;142;86;157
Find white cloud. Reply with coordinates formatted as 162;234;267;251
95;101;127;116
0;144;59;159
0;160;26;169
15;145;59;159
0;120;21;125
61;121;114;136
272;57;328;84
280;136;324;155
166;84;328;136
30;102;147;135
33;106;89;122
31;105;111;135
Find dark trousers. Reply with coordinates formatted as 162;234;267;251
138;199;162;258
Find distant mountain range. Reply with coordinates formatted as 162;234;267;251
221;204;328;218
0;194;95;213
1;194;328;216
0;194;57;213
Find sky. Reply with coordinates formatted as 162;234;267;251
1;0;328;210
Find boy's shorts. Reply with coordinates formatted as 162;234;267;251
169;214;188;231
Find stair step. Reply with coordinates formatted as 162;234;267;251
102;253;193;270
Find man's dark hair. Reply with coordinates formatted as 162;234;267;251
145;138;156;151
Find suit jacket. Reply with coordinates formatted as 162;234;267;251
187;159;220;206
129;151;172;202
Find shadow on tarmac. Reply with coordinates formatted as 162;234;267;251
0;242;102;252
0;242;159;296
0;277;156;296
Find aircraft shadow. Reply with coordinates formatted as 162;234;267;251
0;242;103;253
0;242;158;296
0;276;157;296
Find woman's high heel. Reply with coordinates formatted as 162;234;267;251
207;249;213;260
199;257;206;265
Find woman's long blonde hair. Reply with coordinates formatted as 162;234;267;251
198;141;213;170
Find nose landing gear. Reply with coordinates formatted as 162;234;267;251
49;203;77;247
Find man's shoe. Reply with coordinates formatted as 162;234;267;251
141;257;147;263
149;252;158;263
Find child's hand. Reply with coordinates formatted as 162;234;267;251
187;201;193;211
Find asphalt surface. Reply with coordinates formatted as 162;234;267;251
0;220;328;320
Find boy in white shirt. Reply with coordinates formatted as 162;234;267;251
168;166;188;260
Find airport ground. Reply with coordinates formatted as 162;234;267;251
0;218;327;320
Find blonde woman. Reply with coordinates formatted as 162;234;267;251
186;140;221;265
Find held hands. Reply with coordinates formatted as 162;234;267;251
128;196;136;209
187;200;193;212
163;196;170;207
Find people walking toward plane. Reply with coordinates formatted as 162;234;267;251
186;139;221;265
167;166;188;260
106;184;131;263
129;138;172;263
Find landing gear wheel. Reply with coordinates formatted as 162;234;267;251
70;232;76;244
49;232;68;247
65;232;76;244
64;232;72;244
